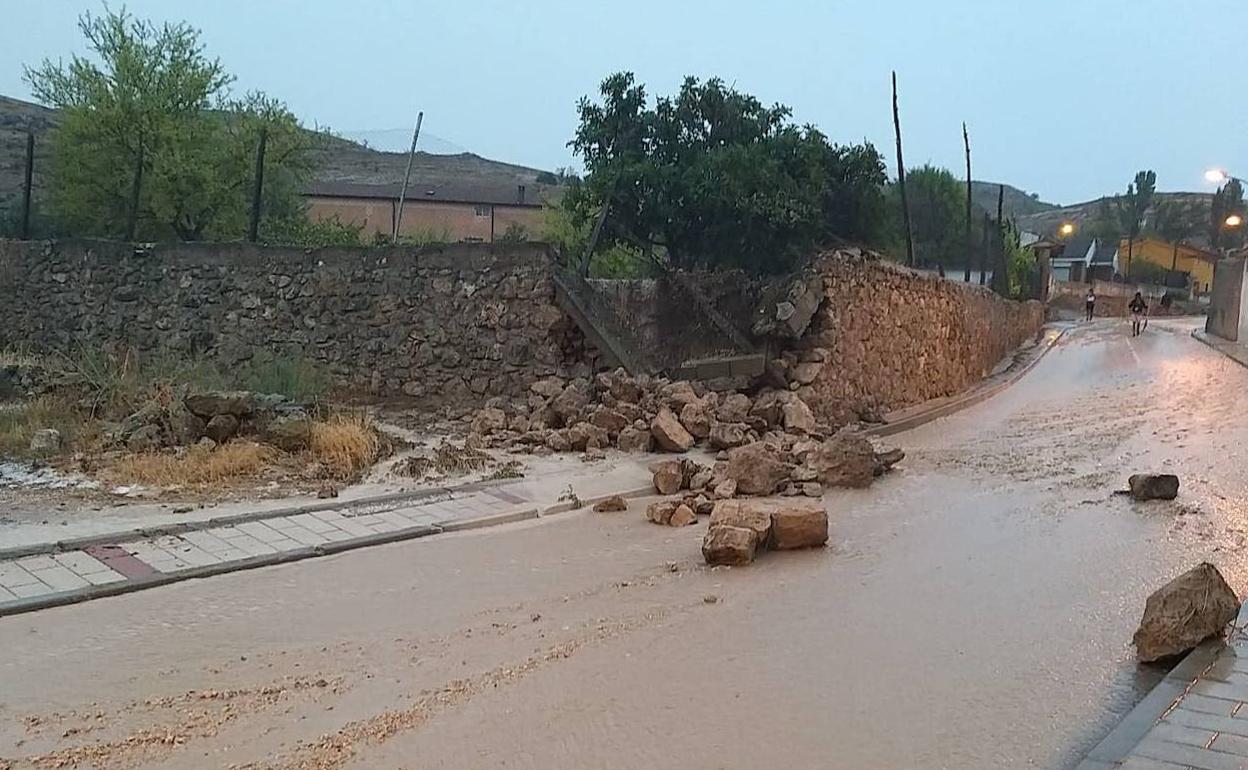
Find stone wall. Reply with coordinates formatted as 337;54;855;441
0;239;582;405
775;251;1045;426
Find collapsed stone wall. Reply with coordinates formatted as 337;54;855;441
762;250;1045;426
0;239;583;406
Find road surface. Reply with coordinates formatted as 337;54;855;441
3;317;1248;770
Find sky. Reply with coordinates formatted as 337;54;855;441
2;0;1241;205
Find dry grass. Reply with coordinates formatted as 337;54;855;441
0;397;90;458
105;442;279;487
307;413;387;479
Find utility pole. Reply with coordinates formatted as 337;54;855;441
393;112;424;243
980;212;991;286
20;132;34;239
247;127;268;243
963;122;972;283
891;72;915;267
993;183;1010;296
125;144;144;242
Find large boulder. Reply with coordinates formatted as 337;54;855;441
659;381;700;411
669;504;698;527
470;407;508;436
566;422;610;451
748;391;786;428
702;525;759;566
205;414;241;443
126;423;163;452
679;401;712;440
651;408;695;453
29;428;62;454
617;426;654;453
716;393;752;424
261;412;314;452
781;394;818;435
708;500;773;543
551;382;591;425
646;499;680;525
185;391;265;419
530;376;566;400
708;422;750;450
725;442;794;496
593;495;628;513
1134;562;1240;663
1129;474;1180;501
652;460;684;495
590;409;631;434
769;507;829;550
806;434;878;489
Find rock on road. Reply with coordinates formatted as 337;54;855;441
4;317;1248;770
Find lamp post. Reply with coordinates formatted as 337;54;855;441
1058;222;1075;238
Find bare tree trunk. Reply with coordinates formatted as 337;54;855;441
20;132;34;240
980;212;990;286
892;72;915;267
247;127;268;243
990;183;1004;287
963;122;972;283
125;143;144;242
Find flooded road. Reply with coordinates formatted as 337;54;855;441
4;318;1248;769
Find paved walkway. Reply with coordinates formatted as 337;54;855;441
0;460;654;617
1194;328;1248;370
1079;606;1248;769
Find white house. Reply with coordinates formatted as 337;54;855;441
1050;236;1097;282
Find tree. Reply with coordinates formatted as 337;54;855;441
1149;200;1196;270
903;165;964;269
1107;170;1156;266
565;72;887;274
1210;180;1245;251
24;7;314;242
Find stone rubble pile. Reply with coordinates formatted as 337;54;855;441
109;390;314;453
702;499;828;566
467;368;903;472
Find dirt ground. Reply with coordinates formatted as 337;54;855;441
2;317;1247;769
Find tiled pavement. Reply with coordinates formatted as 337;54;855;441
0;480;595;616
1079;606;1248;770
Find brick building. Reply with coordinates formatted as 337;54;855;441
304;180;554;243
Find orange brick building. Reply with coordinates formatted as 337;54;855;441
304;181;551;243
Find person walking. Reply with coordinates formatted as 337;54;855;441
1085;289;1096;322
1129;291;1148;337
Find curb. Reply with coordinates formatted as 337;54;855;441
865;327;1065;438
0;476;525;561
1073;602;1248;768
0;485;660;618
0;522;441;619
1191;327;1248;369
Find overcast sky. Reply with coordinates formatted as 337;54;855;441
2;0;1240;204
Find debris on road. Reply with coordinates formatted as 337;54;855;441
701;500;828;566
592;495;628;513
1128;473;1180;501
1134;562;1240;662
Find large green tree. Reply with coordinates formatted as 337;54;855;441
901;165;964;270
1107;170;1156;265
24;8;314;242
565;72;887;274
1210;180;1245;251
1149;199;1197;270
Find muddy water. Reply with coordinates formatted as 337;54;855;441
4;318;1248;769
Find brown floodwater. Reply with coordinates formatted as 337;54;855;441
3;318;1248;769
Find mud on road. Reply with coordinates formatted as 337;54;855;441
5;318;1248;769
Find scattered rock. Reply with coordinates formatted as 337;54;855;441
805;434;878;488
781;393;818;434
801;482;824;498
669;504;697;527
711;478;737;500
261;413;313;452
708;422;749;450
530;376;566;400
590;409;630;434
716;393;752;424
28;428;62;454
205;414;241;444
703;594;719;604
660;381;700;410
652;460;684;495
317;484;339;499
650;408;695;453
551;382;591;425
1129;473;1181;501
725;443;794;496
769;506;829;550
678;401;712;440
593;495;628;513
126;423;163;453
470;407;508;435
708;499;773;543
702;525;759;566
646;500;680;525
1134;562;1240;662
185;391;264;419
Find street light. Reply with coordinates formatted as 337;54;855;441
1227;214;1244;228
1059;222;1075;238
1207;168;1230;184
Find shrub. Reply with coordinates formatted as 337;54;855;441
307;412;387;479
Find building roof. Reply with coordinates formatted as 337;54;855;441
1090;240;1118;265
304;180;557;207
1053;236;1095;263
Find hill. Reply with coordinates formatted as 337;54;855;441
969;181;1058;219
0;95;557;226
1016;192;1215;244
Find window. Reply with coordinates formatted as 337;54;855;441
474;204;491;217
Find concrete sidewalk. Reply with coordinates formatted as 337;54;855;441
1193;328;1248;370
1078;605;1248;770
0;458;654;617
